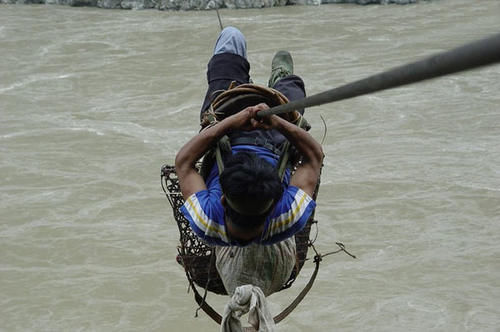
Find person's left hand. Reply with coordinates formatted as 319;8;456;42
247;103;285;131
224;103;269;131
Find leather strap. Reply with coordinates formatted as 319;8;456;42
230;136;283;156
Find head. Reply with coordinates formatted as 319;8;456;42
219;151;283;239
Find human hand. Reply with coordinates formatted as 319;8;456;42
248;103;283;130
223;103;271;131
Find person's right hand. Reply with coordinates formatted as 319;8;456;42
249;104;287;131
223;103;269;131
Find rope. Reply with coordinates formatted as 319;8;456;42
215;8;224;31
258;32;500;117
273;254;321;323
194;250;217;318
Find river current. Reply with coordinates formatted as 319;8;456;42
1;1;499;331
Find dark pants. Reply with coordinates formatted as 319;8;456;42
200;53;306;148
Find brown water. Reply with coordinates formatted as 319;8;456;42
1;1;499;331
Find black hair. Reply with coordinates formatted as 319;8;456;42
219;151;283;229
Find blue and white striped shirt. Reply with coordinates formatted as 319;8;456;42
180;145;316;246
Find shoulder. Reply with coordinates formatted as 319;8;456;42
261;186;316;244
180;190;230;246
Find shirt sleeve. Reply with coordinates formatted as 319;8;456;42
180;190;230;246
261;186;316;244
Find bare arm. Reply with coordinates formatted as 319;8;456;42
275;117;323;197
175;107;262;199
253;104;324;197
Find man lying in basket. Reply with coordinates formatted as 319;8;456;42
175;26;323;297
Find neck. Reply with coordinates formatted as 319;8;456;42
225;218;265;243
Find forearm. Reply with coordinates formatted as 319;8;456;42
175;120;232;172
176;106;263;172
274;116;323;167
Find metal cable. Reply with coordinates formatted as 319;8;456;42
259;32;500;117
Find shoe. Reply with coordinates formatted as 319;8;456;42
268;50;293;87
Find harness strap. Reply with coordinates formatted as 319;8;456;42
230;136;282;156
214;142;225;175
214;135;232;176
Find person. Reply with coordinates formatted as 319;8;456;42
175;27;323;295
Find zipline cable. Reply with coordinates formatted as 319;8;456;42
216;8;224;31
258;32;500;117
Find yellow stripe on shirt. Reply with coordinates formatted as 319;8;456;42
186;196;227;238
270;190;308;233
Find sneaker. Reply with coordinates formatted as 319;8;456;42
268;50;294;87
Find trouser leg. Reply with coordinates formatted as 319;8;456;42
271;74;306;115
200;27;251;118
